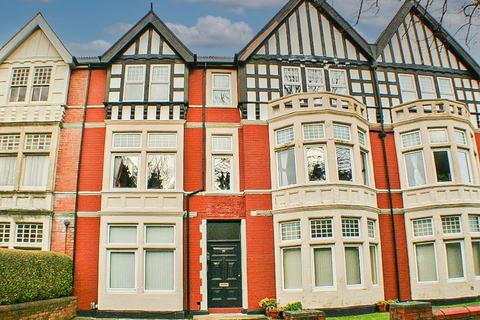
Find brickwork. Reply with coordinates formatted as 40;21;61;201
0;297;76;320
390;302;480;320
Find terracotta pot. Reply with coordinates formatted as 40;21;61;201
267;310;280;319
377;304;388;313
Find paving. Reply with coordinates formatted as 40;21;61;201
75;315;268;320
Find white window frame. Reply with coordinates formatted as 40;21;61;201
281;66;302;96
212;155;233;192
404;150;427;188
428;129;448;145
457;149;472;184
302;123;325;141
281;246;303;291
211;73;232;107
360;150;370;186
304;145;328;184
441;215;462;235
108;224;138;245
146;153;176;190
147;132;177;149
341;217;361;239
369;244;379;286
148;64;171;102
111;153;140;190
280;220;301;242
432;148;454;183
310;218;334;239
143;224;175;245
212;135;233;153
276;126;294;145
444;240;466;282
311;245;336;290
437;77;456;100
8;67;30;104
412;218;434;238
106;250;138;292
123;65;146;102
328;69;349;95
112;133;142;149
333;124;351;141
454;129;467;146
398;74;418;103
414;242;439;283
335;146;354;183
305;68;326;93
418;75;437;99
401;131;421;148
276;147;297;188
344;244;364;288
143;249;176;292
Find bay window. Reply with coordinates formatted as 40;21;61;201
113;155;139;188
433;150;452;182
342;218;360;238
445;241;464;279
401;131;421;148
145;250;174;290
333;124;351;141
124;65;146;101
113;133;141;149
276;127;294;145
469;215;480;233
454;130;467;145
329;69;348;95
0;223;10;245
413;218;434;237
404;151;426;187
282;247;302;289
282;67;302;95
305;146;327;182
428;129;448;144
212;73;232;106
148;133;177;149
313;246;334;287
277;148;296;187
336;146;353;182
415;243;437;282
149;65;170;101
345;246;362;286
306;68;325;92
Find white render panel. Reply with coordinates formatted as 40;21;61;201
151;30;161;54
298;2;311;56
138;31;149;54
321;15;334;57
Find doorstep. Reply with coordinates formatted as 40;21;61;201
193;314;268;320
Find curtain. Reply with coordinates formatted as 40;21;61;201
370;245;378;285
109;251;135;289
314;247;333;287
473;242;480;276
277;148;296;187
23;155;48;187
345;247;361;285
457;151;471;183
405;152;426;186
145;226;174;244
283;248;302;289
109;225;137;244
145;250;174;290
416;243;437;281
0;156;17;186
446;242;464;278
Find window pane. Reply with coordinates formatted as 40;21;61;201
457;151;471;183
283;248;302;289
303;123;324;140
405;151;426;187
0;156;17;186
212;136;232;152
145;225;174;244
126;66;145;82
125;83;144;101
345;247;361;285
469;215;480;232
333;124;351;140
281;220;301;241
429;129;448;144
212;74;231;105
314;247;334;287
329;70;348;94
342;218;360;237
433;150;452;182
113;155;138;188
113;134;141;149
277;148;296;187
23;156;49;187
150;83;169;101
0;223;10;243
109;252;135;289
446;242;464;279
473;241;480;276
148;133;177;148
399;74;417;102
416;243;437;282
368;219;376;239
151;66;170;82
413;218;433;237
454;130;467;145
311;219;333;238
212;90;231;105
336;147;353;182
276;127;294;145
0;135;20;151
305;146;327;182
9;68;29;103
358;130;366;146
109;225;137;244
213;157;232;191
16;223;43;243
438;78;455;100
441;216;461;234
419;76;436;99
213;74;230;89
306;69;325;92
147;154;176;190
282;67;302;95
370;245;378;285
401;131;421;148
145;251;174;290
25;133;52;150
361;151;370;186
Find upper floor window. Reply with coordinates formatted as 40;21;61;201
282;67;302;95
276;126;294;145
333;124;351;141
113;133;141;149
418;76;436;99
212;73;232;106
9;67;52;103
305;146;327;182
124;65;145;101
433;149;452;182
404;151;426;187
441;216;462;234
9;68;29;102
454;130;467;145
398;74;417;103
413;218;433;237
212;134;233;192
336;146;353;182
328;69;348;95
438;77;455;100
16;223;43;244
306;68;325;92
303;123;325;140
311;219;333;238
401;131;421;148
149;65;170;101
113;155;139;189
31;67;52;102
277;148;296;187
469;215;480;233
428;129;448;145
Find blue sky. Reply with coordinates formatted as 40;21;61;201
2;0;479;62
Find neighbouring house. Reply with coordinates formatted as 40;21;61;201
0;0;480;317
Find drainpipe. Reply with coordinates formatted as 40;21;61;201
185;61;207;319
370;61;403;301
71;64;92;288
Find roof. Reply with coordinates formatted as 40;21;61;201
237;0;374;62
197;56;235;64
100;10;194;63
374;0;480;77
0;12;73;65
74;56;101;64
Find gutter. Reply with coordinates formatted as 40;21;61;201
371;62;403;301
185;60;207;319
71;64;92;289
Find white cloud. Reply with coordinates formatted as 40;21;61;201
102;23;134;36
68;39;111;56
166;16;253;49
176;0;287;14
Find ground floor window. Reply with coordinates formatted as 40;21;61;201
473;241;480;276
345;246;362;286
0;217;48;250
313;246;334;288
282;247;302;290
445;241;465;279
415;242;437;282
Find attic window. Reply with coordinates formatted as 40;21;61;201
124;65;146;102
31;67;52;102
9;68;30;103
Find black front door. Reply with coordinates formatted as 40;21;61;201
207;221;242;308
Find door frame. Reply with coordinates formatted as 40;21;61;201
200;219;248;311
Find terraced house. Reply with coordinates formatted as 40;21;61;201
1;0;480;317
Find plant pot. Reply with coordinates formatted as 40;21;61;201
267;310;280;319
377;304;388;313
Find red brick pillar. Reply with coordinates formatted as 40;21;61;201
390;302;433;320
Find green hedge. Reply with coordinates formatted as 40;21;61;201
0;249;73;305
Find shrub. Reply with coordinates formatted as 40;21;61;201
259;297;277;311
285;301;303;311
0;249;73;305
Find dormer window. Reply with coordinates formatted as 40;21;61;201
9;68;29;102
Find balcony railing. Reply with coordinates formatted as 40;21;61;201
392;99;470;124
105;102;187;121
0;105;64;124
267;92;368;122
